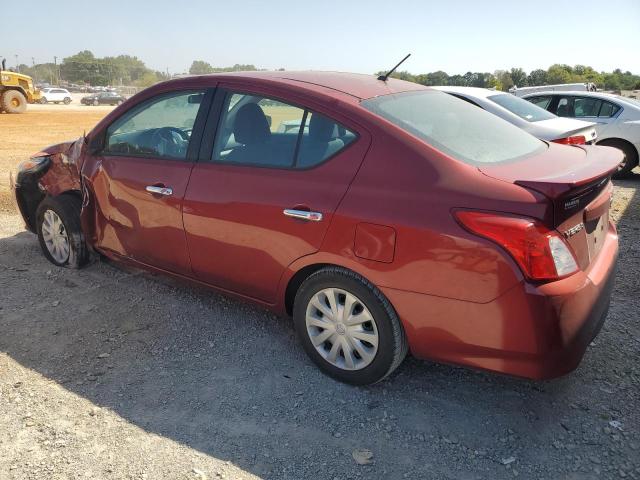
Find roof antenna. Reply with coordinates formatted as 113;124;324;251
377;54;411;82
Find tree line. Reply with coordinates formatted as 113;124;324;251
379;65;640;91
10;51;640;92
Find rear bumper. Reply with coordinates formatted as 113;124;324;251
383;223;618;380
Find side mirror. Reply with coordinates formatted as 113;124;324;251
265;115;272;128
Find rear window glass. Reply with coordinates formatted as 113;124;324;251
527;96;553;110
362;90;546;165
488;94;556;122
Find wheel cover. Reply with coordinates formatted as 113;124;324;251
305;288;379;371
41;210;70;264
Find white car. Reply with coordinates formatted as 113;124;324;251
433;86;597;145
522;91;640;176
40;88;72;105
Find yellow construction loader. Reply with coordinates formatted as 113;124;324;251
1;59;41;113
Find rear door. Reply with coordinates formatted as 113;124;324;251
83;89;211;275
182;87;370;303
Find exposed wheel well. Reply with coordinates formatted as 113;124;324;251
17;187;82;233
284;263;331;316
597;137;639;166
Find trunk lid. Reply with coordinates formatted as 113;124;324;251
479;143;622;270
534;117;598;143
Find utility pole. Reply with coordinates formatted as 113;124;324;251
53;56;59;85
15;54;19;72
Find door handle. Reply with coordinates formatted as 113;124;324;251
283;209;323;222
145;185;173;196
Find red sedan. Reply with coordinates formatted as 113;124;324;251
12;72;620;385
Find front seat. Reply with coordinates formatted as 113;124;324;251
297;114;344;167
227;103;271;164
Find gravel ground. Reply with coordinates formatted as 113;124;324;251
0;175;638;480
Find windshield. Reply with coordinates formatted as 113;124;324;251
488;94;556;122
361;90;546;165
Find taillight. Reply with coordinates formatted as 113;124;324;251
455;211;578;281
552;135;586;145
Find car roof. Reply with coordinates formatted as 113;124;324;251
173;71;427;100
432;86;504;99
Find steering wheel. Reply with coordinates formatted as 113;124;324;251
150;127;189;157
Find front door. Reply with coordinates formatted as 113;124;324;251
83;89;209;275
182;88;370;303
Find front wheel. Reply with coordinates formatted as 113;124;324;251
293;267;408;385
63;97;71;105
93;99;99;106
41;97;48;104
36;195;89;268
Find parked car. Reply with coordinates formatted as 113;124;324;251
40;88;72;105
81;91;126;106
434;86;597;145
12;72;621;385
522;91;640;176
510;82;597;97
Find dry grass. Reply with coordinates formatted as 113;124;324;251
0;109;109;212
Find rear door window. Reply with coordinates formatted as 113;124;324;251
574;97;602;117
211;91;356;169
598;101;620;118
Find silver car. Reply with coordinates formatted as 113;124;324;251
522;91;640;176
433;86;598;146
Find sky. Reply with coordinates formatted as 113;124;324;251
3;0;639;75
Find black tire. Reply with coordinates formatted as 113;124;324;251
36;195;89;268
63;97;71;105
1;90;27;113
293;267;408;385
598;139;638;178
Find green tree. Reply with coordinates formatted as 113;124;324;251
546;64;573;84
509;68;527;87
527;69;548;86
494;70;514;91
189;60;215;75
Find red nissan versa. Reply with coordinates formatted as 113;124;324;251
11;72;621;385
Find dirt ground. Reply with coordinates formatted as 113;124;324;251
0;109;639;479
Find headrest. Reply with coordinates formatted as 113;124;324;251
234;103;270;144
309;114;336;142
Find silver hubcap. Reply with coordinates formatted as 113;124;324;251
305;288;379;371
41;210;70;264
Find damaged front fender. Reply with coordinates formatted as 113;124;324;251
13;137;87;232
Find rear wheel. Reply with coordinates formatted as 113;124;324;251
36;196;89;268
1;90;27;113
598;139;638;178
293;267;408;385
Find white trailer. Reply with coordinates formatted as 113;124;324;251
510;83;597;97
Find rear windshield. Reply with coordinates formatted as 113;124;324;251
488;93;556;122
361;90;546;165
